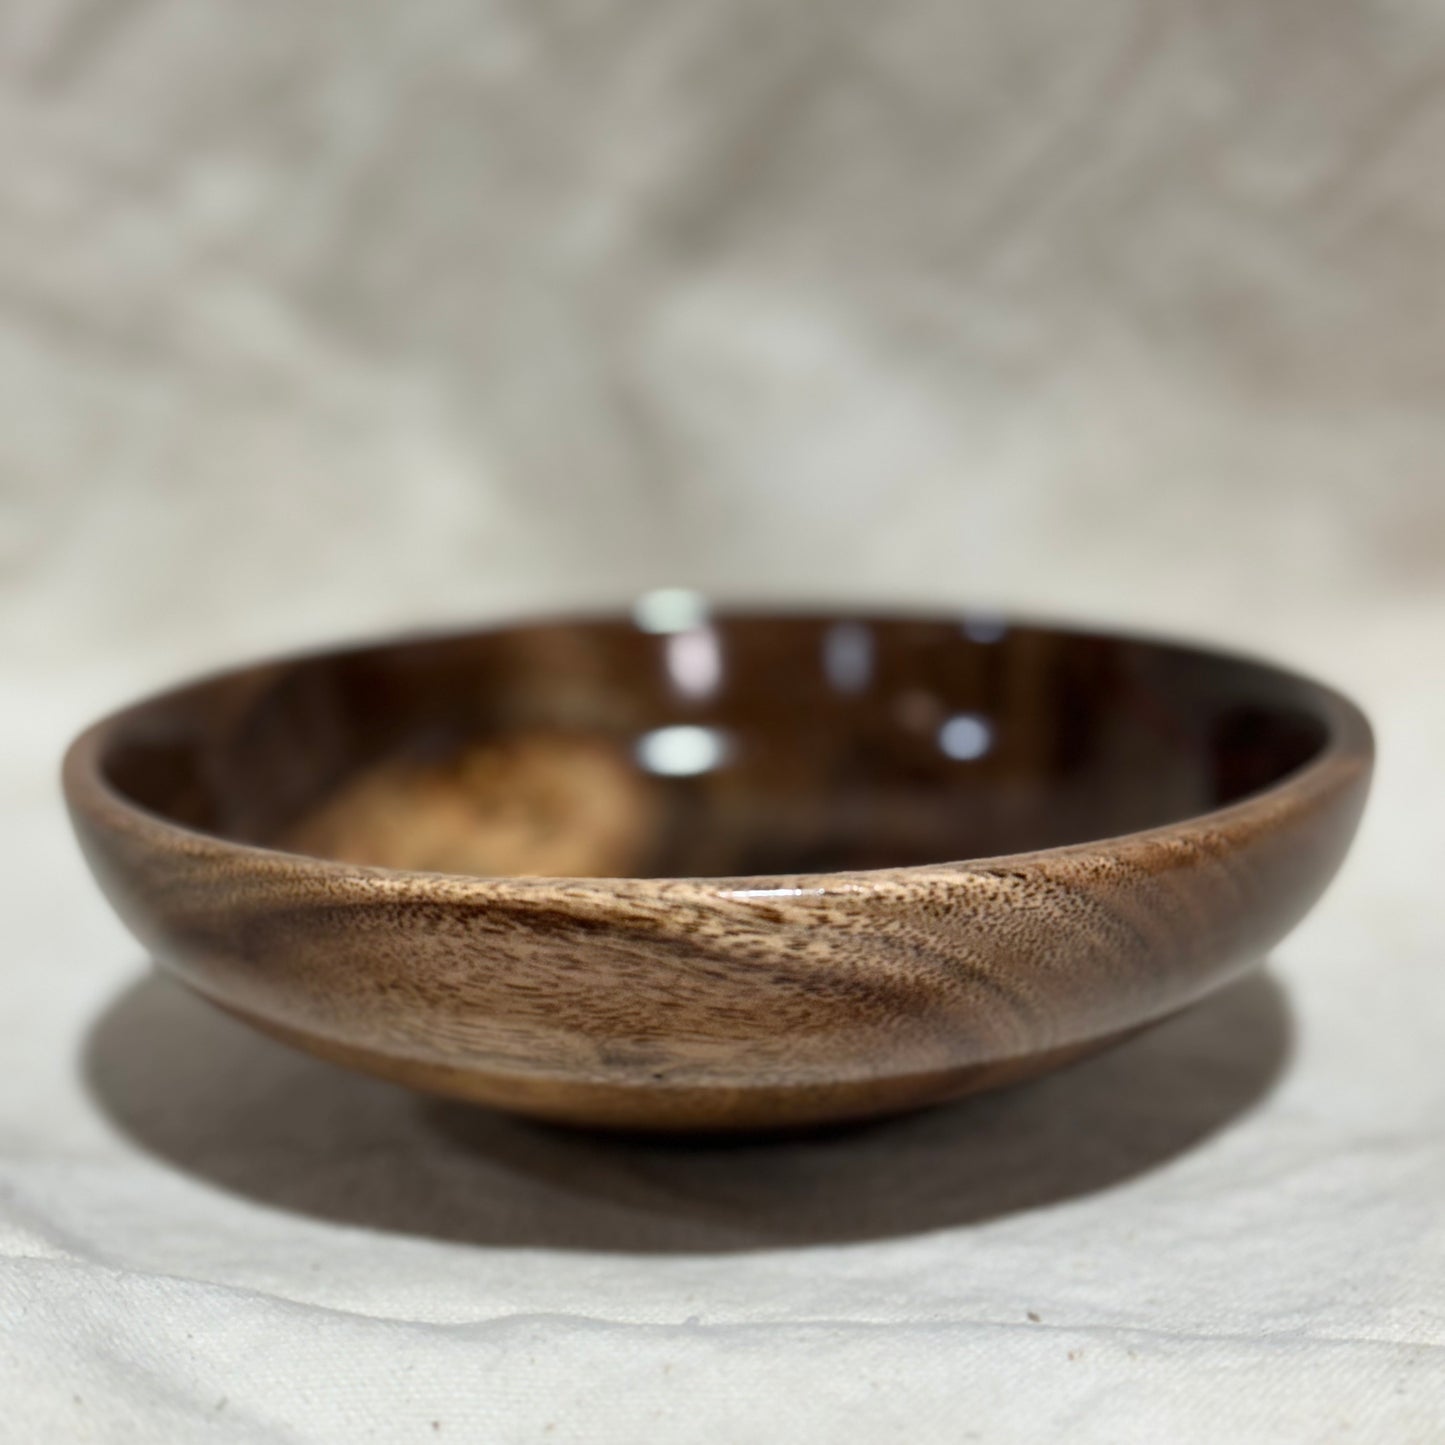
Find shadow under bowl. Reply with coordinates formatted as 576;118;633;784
62;608;1372;1131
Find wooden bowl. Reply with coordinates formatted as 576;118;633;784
64;608;1372;1132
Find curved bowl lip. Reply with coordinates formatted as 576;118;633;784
62;606;1374;898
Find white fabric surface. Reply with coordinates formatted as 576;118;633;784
2;1;1444;1439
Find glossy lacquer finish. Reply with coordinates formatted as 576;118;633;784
64;608;1372;1131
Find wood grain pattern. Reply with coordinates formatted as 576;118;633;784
63;611;1372;1130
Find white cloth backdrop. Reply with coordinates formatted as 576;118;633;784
2;1;1443;1439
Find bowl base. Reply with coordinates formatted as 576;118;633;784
211;989;1148;1133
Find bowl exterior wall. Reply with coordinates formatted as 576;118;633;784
64;718;1370;1130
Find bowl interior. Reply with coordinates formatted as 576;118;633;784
98;614;1329;879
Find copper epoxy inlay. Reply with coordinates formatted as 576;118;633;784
63;609;1373;1130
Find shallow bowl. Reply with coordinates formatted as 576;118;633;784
63;608;1372;1131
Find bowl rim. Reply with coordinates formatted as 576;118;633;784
62;606;1374;899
